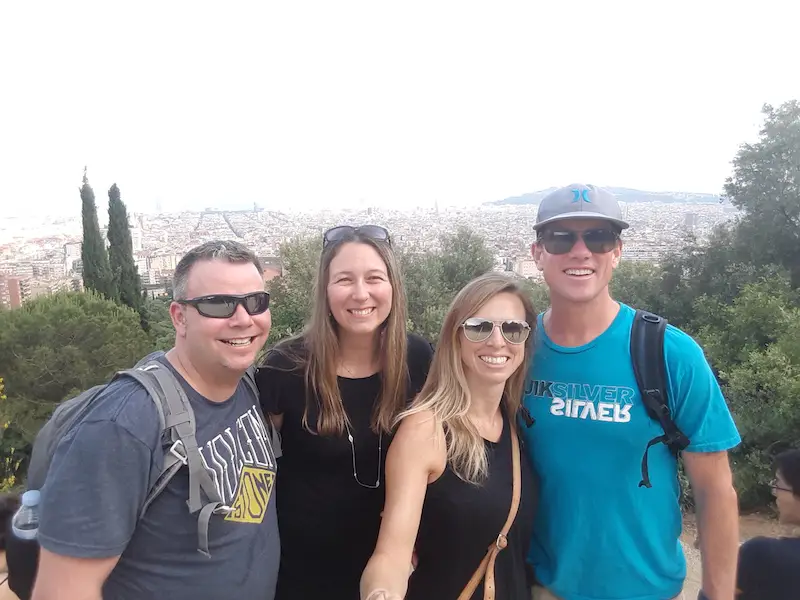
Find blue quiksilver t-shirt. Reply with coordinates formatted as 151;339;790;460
521;303;741;600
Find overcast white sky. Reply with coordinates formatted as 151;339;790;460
1;1;798;217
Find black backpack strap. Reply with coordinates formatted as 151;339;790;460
630;310;690;489
246;364;282;459
242;365;259;399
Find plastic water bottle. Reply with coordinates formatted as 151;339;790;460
11;489;41;540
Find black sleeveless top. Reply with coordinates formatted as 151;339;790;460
406;409;538;600
255;334;435;600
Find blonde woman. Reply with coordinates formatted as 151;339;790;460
256;225;434;600
361;273;538;600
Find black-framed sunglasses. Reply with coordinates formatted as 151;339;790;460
538;228;619;255
322;225;391;248
177;291;270;319
461;318;531;345
769;478;794;494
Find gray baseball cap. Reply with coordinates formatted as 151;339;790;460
533;183;629;231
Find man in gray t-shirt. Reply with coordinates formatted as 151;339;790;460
32;240;279;600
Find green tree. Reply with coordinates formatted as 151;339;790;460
141;295;174;350
516;278;550;315
438;226;495;296
107;183;143;315
725;313;800;509
609;260;665;313
0;376;25;489
656;225;787;331
402;227;496;341
724;100;800;287
401;251;448;341
692;275;797;370
80;168;115;300
0;290;153;483
267;236;321;343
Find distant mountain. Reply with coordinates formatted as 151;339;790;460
489;186;724;206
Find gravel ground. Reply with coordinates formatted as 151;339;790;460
680;537;702;598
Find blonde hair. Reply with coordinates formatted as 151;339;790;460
398;273;536;484
270;233;409;436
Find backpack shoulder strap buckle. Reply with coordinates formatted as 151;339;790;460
168;440;189;466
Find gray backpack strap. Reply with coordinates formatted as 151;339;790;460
121;368;168;431
125;362;230;558
146;364;232;557
123;367;189;518
122;368;180;518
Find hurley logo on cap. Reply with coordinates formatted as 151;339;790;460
571;189;591;203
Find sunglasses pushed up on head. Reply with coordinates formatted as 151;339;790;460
177;291;270;319
538;227;620;255
461;318;531;345
322;225;391;248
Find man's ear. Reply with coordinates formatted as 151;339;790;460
611;239;623;268
532;241;543;267
169;301;188;337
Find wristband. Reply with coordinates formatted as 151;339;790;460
697;591;710;600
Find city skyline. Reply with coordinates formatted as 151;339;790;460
0;199;738;309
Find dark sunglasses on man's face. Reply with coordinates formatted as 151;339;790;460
539;228;619;255
322;225;391;248
462;318;531;345
177;291;270;319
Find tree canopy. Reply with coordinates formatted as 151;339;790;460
107;183;142;315
79;169;115;300
0;291;152;484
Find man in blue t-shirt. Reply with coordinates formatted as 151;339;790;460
521;184;741;600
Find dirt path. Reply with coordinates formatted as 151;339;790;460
680;512;798;597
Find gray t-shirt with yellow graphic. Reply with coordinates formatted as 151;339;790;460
38;357;279;600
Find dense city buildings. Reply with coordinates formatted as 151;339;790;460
0;199;738;309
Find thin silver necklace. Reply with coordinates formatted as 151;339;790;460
339;360;382;488
344;421;382;489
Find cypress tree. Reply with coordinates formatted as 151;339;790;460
107;183;142;314
80;168;116;299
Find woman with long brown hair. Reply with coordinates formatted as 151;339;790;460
256;225;434;600
361;272;539;600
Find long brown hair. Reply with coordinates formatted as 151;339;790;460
268;231;409;436
398;273;536;484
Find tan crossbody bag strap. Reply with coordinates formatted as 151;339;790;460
457;419;522;600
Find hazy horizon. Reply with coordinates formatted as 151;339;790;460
2;1;798;218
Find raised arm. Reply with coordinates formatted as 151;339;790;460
360;410;446;600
